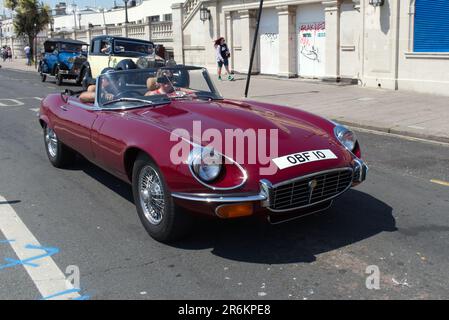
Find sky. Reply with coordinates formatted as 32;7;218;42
1;1;118;12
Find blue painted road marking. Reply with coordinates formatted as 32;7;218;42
0;244;59;270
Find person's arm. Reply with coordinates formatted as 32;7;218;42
216;45;224;62
79;91;95;103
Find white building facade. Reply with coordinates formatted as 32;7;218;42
1;0;449;96
52;0;178;31
172;0;449;96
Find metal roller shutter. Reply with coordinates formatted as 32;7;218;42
414;0;449;52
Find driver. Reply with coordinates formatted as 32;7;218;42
79;75;116;104
100;76;115;101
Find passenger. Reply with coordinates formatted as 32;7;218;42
144;77;159;96
146;76;175;96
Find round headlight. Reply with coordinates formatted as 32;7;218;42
67;57;75;63
136;57;149;69
334;124;357;152
189;147;222;182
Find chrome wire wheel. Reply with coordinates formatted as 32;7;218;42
138;165;165;225
45;127;58;158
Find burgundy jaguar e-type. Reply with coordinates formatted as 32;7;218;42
39;66;368;242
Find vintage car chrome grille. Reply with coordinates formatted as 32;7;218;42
270;168;353;211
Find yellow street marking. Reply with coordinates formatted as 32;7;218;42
430;179;449;187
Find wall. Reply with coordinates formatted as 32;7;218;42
396;0;449;96
361;0;399;90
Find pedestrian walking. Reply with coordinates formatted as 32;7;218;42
7;47;12;62
1;46;6;62
24;45;31;66
214;37;234;81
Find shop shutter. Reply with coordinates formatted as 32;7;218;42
414;0;449;52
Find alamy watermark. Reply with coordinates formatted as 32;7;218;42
170;120;279;175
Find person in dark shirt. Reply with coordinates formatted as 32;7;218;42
214;37;234;81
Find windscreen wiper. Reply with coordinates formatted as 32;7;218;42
102;97;156;107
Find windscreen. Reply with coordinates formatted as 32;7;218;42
97;67;223;108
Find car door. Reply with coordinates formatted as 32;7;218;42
89;38;112;78
51;98;100;160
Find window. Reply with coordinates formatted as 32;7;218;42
149;15;160;23
92;39;109;54
414;0;449;52
163;14;172;22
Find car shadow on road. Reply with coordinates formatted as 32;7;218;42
174;189;397;264
77;159;396;264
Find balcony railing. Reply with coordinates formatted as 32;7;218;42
50;21;173;44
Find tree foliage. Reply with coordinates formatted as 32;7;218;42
4;0;51;54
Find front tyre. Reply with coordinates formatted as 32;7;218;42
38;63;46;82
132;154;192;242
43;125;75;168
55;67;63;86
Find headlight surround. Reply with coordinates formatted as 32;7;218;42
136;57;149;69
189;147;222;183
334;124;357;152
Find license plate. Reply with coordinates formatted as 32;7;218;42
272;149;338;170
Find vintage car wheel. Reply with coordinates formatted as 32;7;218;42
132;153;192;242
38;63;46;82
43;125;75;168
55;67;63;86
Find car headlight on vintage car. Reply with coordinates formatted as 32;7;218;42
67;57;75;63
189;146;222;182
334;124;357;152
136;57;149;69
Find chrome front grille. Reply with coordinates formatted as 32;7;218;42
270;168;353;211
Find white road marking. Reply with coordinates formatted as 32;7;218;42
0;99;25;107
34;97;43;101
407;125;426;130
0;195;80;300
30;108;40;112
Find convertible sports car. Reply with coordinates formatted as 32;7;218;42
38;66;368;242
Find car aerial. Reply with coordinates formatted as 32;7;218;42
38;66;368;242
79;35;168;88
38;38;88;86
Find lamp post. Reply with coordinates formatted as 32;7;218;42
123;0;129;24
78;13;82;30
72;4;77;30
244;0;264;98
34;22;37;69
99;8;106;27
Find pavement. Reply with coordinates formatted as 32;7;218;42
213;73;449;144
0;58;37;73
0;68;449;299
3;59;448;143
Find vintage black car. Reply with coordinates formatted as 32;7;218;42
38;39;88;86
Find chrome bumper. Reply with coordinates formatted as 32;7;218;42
172;159;368;208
